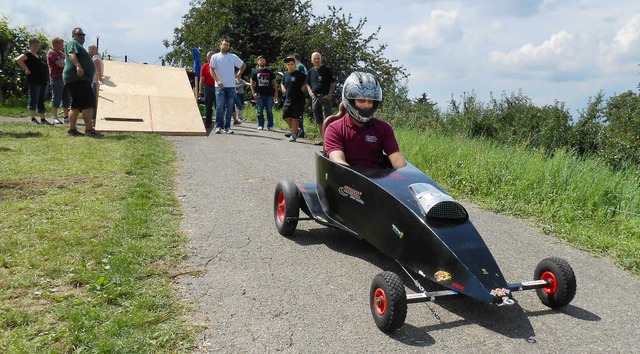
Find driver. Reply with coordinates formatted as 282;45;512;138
323;72;407;169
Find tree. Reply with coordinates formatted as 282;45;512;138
162;0;312;75
0;17;49;103
162;2;407;99
602;90;640;167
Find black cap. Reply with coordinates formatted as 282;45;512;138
283;56;295;63
257;55;265;61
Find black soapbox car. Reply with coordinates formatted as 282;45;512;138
273;120;576;333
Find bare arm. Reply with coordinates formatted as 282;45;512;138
94;59;104;83
326;81;336;100
210;66;222;88
236;63;247;79
272;79;279;101
388;151;407;169
15;54;30;74
328;150;349;166
68;53;84;78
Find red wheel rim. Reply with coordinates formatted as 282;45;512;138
541;271;557;294
277;191;285;223
374;288;387;316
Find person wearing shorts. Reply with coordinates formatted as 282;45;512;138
63;27;100;137
281;56;307;142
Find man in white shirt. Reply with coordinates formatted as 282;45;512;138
209;38;246;134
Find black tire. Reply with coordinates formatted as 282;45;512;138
370;271;407;333
274;179;300;236
534;257;577;308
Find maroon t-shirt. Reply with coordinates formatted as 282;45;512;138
47;49;65;79
324;114;400;169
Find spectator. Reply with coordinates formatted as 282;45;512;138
88;44;103;121
306;52;336;145
15;38;51;125
250;55;278;131
199;51;216;129
47;37;69;125
209;38;246;134
63;27;101;137
286;53;306;138
324;72;406;169
281;56;307;142
233;76;250;123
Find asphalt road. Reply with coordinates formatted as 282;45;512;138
169;121;639;353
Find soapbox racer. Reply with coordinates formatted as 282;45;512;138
273;151;577;333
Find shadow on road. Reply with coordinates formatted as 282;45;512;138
288;225;599;345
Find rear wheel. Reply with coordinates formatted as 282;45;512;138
534;257;577;308
274;179;300;236
370;271;407;333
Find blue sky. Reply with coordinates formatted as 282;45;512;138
2;0;639;115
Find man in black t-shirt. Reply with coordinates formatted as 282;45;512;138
281;56;307;142
250;55;279;130
306;52;335;143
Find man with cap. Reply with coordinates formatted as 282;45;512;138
281;56;307;142
250;55;279;130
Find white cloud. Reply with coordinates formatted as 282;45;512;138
489;31;589;80
399;9;462;53
608;14;640;61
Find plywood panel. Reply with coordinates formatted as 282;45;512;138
95;61;205;136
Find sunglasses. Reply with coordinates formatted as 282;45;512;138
75;33;86;37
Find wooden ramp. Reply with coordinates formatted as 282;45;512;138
95;61;205;136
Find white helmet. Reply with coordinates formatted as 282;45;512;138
342;72;382;123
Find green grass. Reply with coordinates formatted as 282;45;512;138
0;122;195;352
0;97;40;118
399;129;640;275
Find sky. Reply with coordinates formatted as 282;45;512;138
2;0;640;115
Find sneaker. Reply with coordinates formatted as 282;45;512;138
239;117;246;122
267;127;274;132
289;132;297;142
257;126;264;130
64;117;69;125
298;130;305;139
225;129;234;134
53;118;63;125
233;120;242;125
284;132;291;138
67;129;84;137
85;129;103;137
40;119;53;125
214;127;221;134
31;118;40;125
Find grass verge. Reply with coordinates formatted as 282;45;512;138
0;122;195;352
399;129;639;276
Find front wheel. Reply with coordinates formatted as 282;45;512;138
534;257;577;308
370;271;407;333
274;179;300;236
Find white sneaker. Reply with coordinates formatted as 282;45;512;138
225;129;234;134
214;127;221;134
257;126;264;130
53;118;63;125
267;127;274;131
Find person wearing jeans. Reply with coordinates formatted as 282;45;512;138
209;38;246;134
250;55;278;130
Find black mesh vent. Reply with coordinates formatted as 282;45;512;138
425;201;468;220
